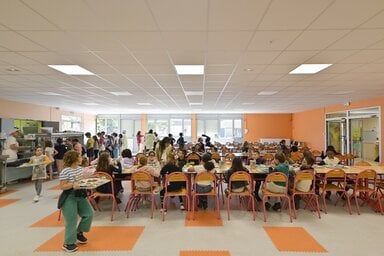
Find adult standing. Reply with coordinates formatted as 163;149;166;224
155;136;173;165
136;131;144;152
177;132;185;150
144;129;156;152
2;128;29;162
54;137;68;174
121;130;128;151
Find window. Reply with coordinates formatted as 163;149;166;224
96;117;119;134
197;114;243;144
61;115;82;132
147;114;191;141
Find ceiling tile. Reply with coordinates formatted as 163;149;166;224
248;31;302;51
208;0;270;30
207;32;254;51
0;31;45;51
272;51;318;65
310;0;384;29
328;29;384;50
258;0;333;30
148;0;207;31
288;30;350;50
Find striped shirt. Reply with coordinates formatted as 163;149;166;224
59;166;83;183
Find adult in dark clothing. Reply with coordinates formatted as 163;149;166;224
54;137;68;174
202;134;213;147
177;132;185;150
159;154;185;211
95;152;123;204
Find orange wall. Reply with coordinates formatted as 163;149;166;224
244;113;292;142
292;108;325;150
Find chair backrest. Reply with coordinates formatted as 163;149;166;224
290;152;303;163
354;161;372;166
324;169;346;186
344;154;355;166
92;171;115;195
311;150;321;157
293;170;316;193
131;170;154;192
228;171;252;191
165;172;188;192
194;172;216;189
264;172;289;192
211;152;221;163
186;152;201;165
355;169;377;189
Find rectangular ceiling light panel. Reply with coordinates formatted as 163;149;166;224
48;65;95;75
289;64;332;74
175;65;204;75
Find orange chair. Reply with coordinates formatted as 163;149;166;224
319;169;352;214
192;172;220;220
162;172;190;221
290;171;321;219
186;152;201;165
125;170;158;219
226;171;256;221
344;154;355;166
348;169;383;215
262;172;292;222
290;152;303;163
88;172;121;221
263;153;274;165
211;152;221;163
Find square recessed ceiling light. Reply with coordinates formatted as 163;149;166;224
257;91;277;96
185;91;203;96
110;91;132;96
189;102;203;106
175;65;204;75
137;102;152;106
83;102;99;106
38;92;63;96
289;64;332;74
48;65;94;75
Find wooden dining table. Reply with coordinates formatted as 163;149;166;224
314;165;384;175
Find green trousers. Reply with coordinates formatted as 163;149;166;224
62;193;93;245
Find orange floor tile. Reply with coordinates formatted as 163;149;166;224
30;211;65;227
0;189;18;197
263;226;327;253
0;198;20;208
34;226;144;252
185;211;223;227
180;250;231;256
48;184;61;190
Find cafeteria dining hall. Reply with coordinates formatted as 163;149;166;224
1;0;384;255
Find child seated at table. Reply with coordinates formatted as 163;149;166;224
95;152;123;204
265;152;290;211
224;156;249;193
133;156;160;192
120;148;135;169
196;161;215;209
159;154;185;211
321;148;340;166
176;149;187;169
147;150;161;169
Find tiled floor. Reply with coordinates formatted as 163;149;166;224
0;179;383;256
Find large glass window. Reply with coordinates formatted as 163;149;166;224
147;114;191;141
197;114;243;144
61;115;82;132
96;116;119;134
